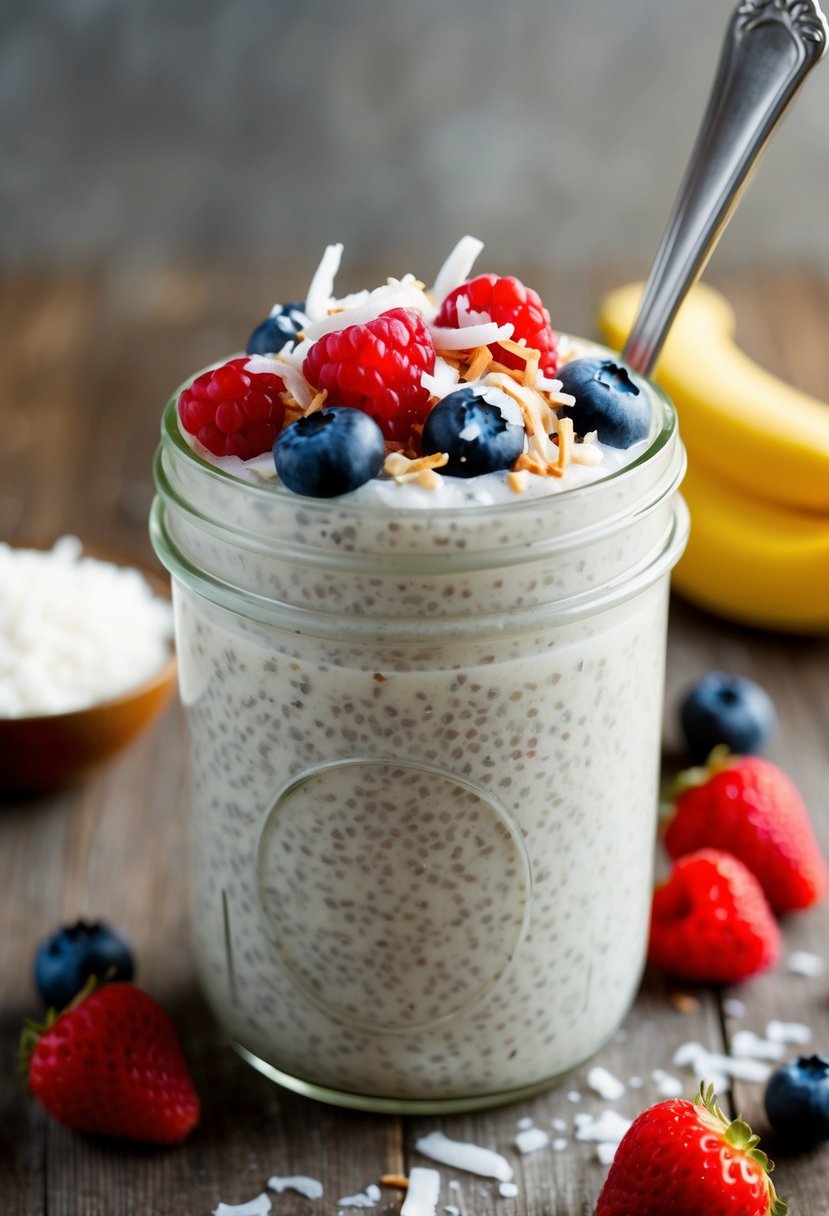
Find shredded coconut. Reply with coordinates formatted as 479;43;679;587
651;1069;684;1097
400;1169;440;1216
723;998;747;1019
766;1019;812;1045
586;1066;626;1101
514;1127;549;1155
304;243;344;322
415;1132;513;1182
552;1138;567;1151
498;1183;519;1199
267;1176;323;1200
432;320;515;350
431;235;485;303
214;1196;272;1216
730;1030;786;1061
515;1116;534;1131
0;538;173;717
596;1143;618;1167
573;1110;632;1144
788;951;825;977
673;1041;772;1083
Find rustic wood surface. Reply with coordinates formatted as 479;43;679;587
1;264;828;1216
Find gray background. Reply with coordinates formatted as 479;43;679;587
2;0;828;276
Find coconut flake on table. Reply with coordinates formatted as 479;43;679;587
515;1116;534;1131
267;1176;324;1200
723;998;747;1019
400;1168;441;1216
573;1110;632;1145
730;1030;786;1061
766;1019;812;1045
566;1090;582;1103
586;1066;626;1101
550;1117;568;1132
498;1183;519;1199
672;1041;772;1084
651;1069;684;1098
788;951;825;977
337;1185;381;1207
415;1132;513;1182
0;537;173;718
596;1143;618;1167
431;236;485;304
552;1139;568;1152
514;1127;550;1155
214;1196;272;1216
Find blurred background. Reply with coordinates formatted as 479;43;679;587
3;0;829;282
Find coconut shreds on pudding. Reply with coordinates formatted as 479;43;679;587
154;237;687;1108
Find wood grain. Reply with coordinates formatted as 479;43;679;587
1;265;828;1215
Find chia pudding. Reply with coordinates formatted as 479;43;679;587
151;239;688;1110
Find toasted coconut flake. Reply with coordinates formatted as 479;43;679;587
570;442;603;466
507;470;529;494
273;356;314;409
380;1175;409;1190
414;469;442;490
487;361;524;382
462;346;494;382
431;320;514;350
431;235;485;304
422;356;461;399
384;451;448;483
557;416;574;470
304;243;343;322
303;389;328;417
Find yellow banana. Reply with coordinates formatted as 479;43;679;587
674;459;829;633
597;281;829;514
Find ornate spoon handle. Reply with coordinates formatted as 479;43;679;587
623;0;827;375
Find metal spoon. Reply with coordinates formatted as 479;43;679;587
623;0;827;376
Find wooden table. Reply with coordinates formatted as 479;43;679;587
2;265;828;1215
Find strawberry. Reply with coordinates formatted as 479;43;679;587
648;848;780;984
20;981;199;1145
596;1083;787;1216
665;752;829;913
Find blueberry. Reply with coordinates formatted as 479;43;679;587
680;671;776;763
556;356;650;448
274;407;385;497
765;1055;829;1146
247;301;309;356
421;386;525;477
34;920;134;1009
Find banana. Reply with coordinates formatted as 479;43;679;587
675;459;829;633
597;281;829;514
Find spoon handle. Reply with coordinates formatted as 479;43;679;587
623;0;827;375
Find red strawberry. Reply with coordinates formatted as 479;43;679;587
665;754;829;913
21;982;199;1145
648;848;780;984
434;273;559;376
596;1083;787;1216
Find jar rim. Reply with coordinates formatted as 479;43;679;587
160;349;678;523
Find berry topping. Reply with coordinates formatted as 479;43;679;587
34;920;134;1010
20;982;199;1145
665;755;829;914
555;356;650;448
597;1083;787;1216
648;848;780;984
178;357;286;460
246;301;310;356
274;407;385;498
302;308;435;441
765;1055;829;1147
434;274;559;376
421;387;525;478
680;671;776;763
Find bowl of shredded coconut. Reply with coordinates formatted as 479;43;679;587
0;537;176;794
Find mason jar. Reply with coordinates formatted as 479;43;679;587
150;358;688;1114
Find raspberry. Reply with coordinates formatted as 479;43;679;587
177;358;286;460
302;308;435;442
435;274;559;377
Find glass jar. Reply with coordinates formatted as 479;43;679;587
151;360;688;1114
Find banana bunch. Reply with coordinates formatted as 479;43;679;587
597;282;829;633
